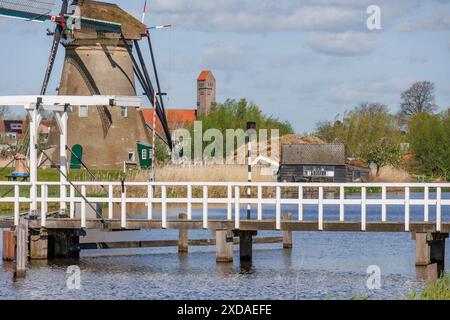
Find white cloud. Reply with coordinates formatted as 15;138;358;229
148;0;374;33
200;43;257;70
325;76;413;105
147;0;427;33
305;32;377;56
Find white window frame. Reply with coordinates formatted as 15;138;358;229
303;165;335;178
142;149;147;160
79;105;88;118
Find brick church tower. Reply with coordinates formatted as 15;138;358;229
197;70;216;115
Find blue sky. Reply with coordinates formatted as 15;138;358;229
0;0;449;133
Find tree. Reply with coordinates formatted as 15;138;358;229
408;112;450;179
399;81;438;118
314;103;403;175
360;138;400;176
190;99;294;159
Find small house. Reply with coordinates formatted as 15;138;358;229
278;144;347;183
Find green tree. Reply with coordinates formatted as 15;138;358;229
314;103;403;174
408;112;450;179
188;99;294;159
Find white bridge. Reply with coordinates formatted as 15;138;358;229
1;181;449;233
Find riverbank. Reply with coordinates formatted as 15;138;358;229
406;275;450;300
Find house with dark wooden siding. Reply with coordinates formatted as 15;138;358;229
278;144;347;183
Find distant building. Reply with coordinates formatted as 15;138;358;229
197;70;216;115
278;144;370;183
140;109;197;137
39;120;53;143
1;119;27;140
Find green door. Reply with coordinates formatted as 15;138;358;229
137;142;152;169
70;144;83;169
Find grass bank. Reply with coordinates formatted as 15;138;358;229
406;275;450;300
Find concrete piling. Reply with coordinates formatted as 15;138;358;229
48;229;80;259
14;218;28;278
239;230;257;263
178;213;189;254
30;228;48;260
283;212;293;249
413;232;448;283
216;230;234;263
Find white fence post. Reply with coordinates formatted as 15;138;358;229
361;187;367;231
235;186;240;229
257;186;263;221
81;185;86;228
276;186;281;230
339;185;345;222
298;185;303;221
108;184;114;220
318;187;324;231
382;186;387;222
436;187;441;232
121;184;126;229
162;185;167;229
14;184;20;226
424;186;429;222
227;185;232;221
405;187;410;232
147;184;153;220
203;185;208;229
70;185;75;219
41;184;47;227
187;184;192;220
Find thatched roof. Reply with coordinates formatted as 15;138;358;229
281;144;346;165
73;0;146;40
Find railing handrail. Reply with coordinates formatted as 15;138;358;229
0;180;448;232
1;181;450;188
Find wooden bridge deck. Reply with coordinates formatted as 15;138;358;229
2;218;449;233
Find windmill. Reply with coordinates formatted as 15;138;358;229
0;0;173;169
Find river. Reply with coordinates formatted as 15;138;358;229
1;191;449;300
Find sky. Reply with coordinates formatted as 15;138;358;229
0;0;449;133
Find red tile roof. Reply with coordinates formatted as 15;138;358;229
198;70;211;81
141;109;197;134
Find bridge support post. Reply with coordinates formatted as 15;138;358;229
216;230;234;263
30;228;48;260
48;229;80;259
2;228;15;261
14;217;28;278
283;212;293;249
238;230;257;264
413;232;448;283
178;213;188;254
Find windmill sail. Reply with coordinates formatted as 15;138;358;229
0;0;56;22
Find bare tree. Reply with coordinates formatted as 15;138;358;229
399;81;438;118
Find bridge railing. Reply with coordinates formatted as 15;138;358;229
1;181;449;231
